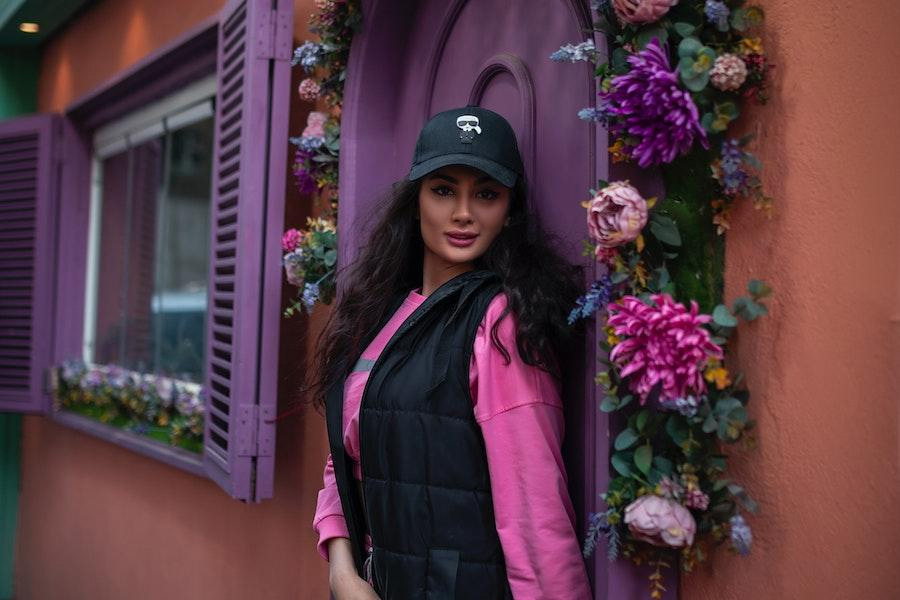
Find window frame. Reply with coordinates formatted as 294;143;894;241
82;75;216;372
48;18;219;476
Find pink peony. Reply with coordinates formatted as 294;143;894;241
612;0;678;24
607;294;723;404
302;111;328;139
625;494;696;547
587;181;648;249
297;77;321;101
281;228;304;252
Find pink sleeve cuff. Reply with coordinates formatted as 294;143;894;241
314;514;350;562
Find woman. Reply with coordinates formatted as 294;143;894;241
310;106;592;599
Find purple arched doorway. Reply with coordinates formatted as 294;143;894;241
339;1;661;597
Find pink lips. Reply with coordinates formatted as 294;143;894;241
445;231;478;247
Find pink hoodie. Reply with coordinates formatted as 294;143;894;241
313;289;592;599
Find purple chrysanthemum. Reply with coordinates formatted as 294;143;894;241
600;39;709;167
607;294;723;404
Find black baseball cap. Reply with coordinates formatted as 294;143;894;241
408;106;524;187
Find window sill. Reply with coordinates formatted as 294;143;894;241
49;408;206;477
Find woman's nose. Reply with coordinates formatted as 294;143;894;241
452;194;473;224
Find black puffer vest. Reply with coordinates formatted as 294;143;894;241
325;270;512;599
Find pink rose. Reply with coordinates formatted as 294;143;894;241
587;181;648;249
302;111;328;139
624;494;696;548
612;0;678;24
281;228;303;252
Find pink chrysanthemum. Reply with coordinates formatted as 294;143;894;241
607;294;723;404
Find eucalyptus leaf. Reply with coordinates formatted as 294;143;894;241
727;483;760;514
611;47;629;73
748;279;772;299
611;452;634;477
703;413;718;433
634;444;653;475
649;215;682;246
636;25;668;50
652;456;673;475
636;409;649;433
614;428;639;451
673;22;696;37
600;396;620;412
324;249;337;267
678;36;702;58
713;304;738;327
610;271;630;284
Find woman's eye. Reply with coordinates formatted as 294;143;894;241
431;185;453;196
477;189;500;200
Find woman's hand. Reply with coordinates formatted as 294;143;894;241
330;566;380;599
327;537;380;600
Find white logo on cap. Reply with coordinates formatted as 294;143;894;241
456;115;481;143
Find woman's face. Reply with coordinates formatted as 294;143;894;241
418;164;511;271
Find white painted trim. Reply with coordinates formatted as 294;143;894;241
82;155;104;363
92;74;215;151
166;100;214;132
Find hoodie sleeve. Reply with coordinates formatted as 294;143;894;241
470;293;592;599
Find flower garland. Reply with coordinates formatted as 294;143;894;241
283;0;361;315
52;360;205;453
555;0;774;595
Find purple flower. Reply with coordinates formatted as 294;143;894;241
82;368;105;390
550;39;596;63
730;514;753;555
292;147;318;194
705;0;730;31
716;138;749;195
301;282;320;312
600;39;709;167
578;106;610;124
292;41;322;72
607;294;723;404
569;276;613;324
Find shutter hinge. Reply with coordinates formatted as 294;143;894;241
237;405;258;456
236;405;276;456
257;405;275;457
256;9;292;61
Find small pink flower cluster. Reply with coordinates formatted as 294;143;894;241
608;294;723;404
298;77;321;101
282;228;304;252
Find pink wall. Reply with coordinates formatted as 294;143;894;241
17;0;332;598
686;0;900;598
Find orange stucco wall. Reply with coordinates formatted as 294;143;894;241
686;1;900;598
17;1;331;599
17;0;900;598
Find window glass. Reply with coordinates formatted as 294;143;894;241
92;116;213;382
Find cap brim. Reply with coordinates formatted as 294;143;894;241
408;153;518;187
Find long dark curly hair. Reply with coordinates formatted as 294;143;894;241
305;174;584;410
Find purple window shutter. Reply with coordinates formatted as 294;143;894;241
0;114;59;414
203;0;292;502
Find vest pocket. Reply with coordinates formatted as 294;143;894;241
425;548;459;600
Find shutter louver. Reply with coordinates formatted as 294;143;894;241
0;115;59;413
203;0;292;502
